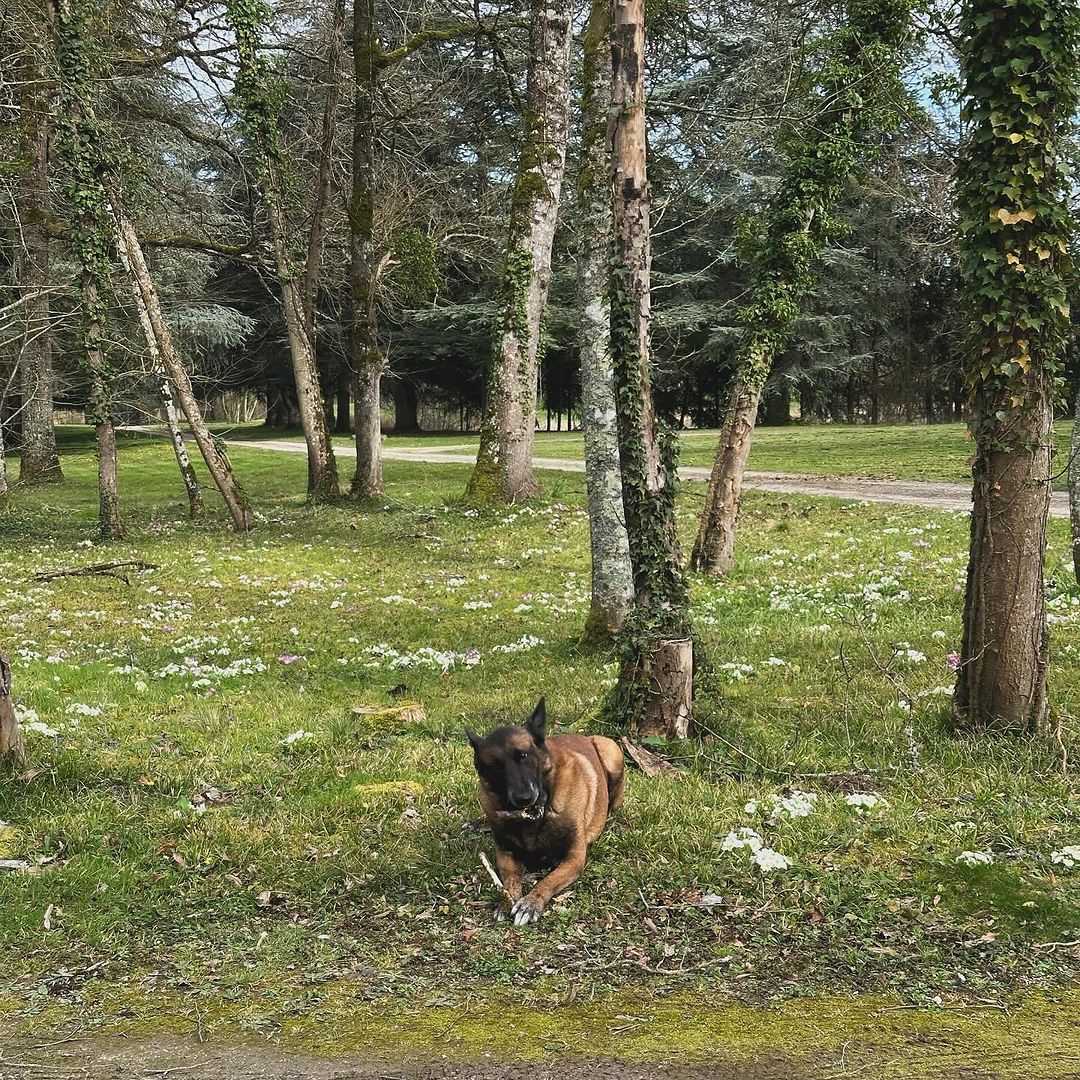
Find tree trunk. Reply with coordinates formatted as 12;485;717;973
689;361;769;576
578;0;632;643
0;655;27;774
159;374;204;520
16;7;62;485
609;0;693;738
349;0;385;498
0;421;8;501
390;377;420;432
465;0;573;506
114;209;252;531
335;362;352;433
1071;385;1080;584
951;0;1076;733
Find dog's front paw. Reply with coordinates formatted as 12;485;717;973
509;893;545;927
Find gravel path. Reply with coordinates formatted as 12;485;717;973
231;438;1071;518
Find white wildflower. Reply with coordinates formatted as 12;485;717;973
956;850;994;867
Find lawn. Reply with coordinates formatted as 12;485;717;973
227;419;1078;488
3;429;1080;1072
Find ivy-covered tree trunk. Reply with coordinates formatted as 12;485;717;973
952;0;1079;733
464;0;573;506
114;209;254;531
16;6;63;485
609;0;693;738
1071;384;1080;583
579;0;632;642
0;655;27;774
348;0;385;499
51;0;123;541
690;0;912;576
225;0;339;501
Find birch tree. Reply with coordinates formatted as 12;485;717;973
465;0;574;505
952;0;1079;732
578;0;632;641
608;0;693;737
690;0;912;576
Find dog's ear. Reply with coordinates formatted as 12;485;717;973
525;698;547;744
465;727;481;750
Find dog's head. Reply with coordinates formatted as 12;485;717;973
466;698;551;818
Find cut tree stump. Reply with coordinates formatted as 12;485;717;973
0;654;27;773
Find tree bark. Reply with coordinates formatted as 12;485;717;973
390;376;420;432
1071;385;1080;584
114;209;252;532
159;373;204;520
0;421;8;501
609;0;693;738
348;0;385;498
16;6;62;485
465;0;573;505
689;360;770;577
0;655;27;774
578;0;632;642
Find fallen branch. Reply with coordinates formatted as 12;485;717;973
620;737;680;779
32;560;158;583
479;851;512;904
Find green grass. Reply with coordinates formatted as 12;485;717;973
223;419;1077;487
3;428;1080;1047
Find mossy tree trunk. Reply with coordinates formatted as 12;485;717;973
51;0;123;541
0;655;27;774
609;0;692;738
225;0;339;502
690;0;912;576
114;207;253;532
578;0;632;642
1071;384;1080;584
16;3;62;486
952;0;1079;733
349;0;385;499
465;0;573;506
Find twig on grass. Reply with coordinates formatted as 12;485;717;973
32;561;159;584
479;851;512;904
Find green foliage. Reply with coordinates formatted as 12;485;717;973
392;229;444;303
955;0;1080;440
224;0;284;169
736;0;916;393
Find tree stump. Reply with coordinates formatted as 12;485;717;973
0;655;27;773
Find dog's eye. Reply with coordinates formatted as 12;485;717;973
516;750;529;762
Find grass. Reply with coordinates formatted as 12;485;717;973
2;427;1080;1060
225;419;1078;487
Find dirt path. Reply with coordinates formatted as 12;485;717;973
229;438;1070;518
0;1031;1017;1080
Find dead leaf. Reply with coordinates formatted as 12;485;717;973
43;903;57;930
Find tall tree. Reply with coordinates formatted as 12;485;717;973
578;0;633;641
689;0;912;575
15;1;62;484
51;0;123;540
952;0;1079;732
225;0;339;500
608;0;693;737
464;0;574;505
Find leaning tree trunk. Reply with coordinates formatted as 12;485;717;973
16;6;62;485
348;0;385;498
689;0;912;576
1071;385;1080;584
0;655;27;773
951;0;1078;733
578;0;632;642
113;209;252;532
464;0;573;506
609;0;693;738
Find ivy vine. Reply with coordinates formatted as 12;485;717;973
955;0;1079;442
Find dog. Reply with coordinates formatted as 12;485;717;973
466;698;624;926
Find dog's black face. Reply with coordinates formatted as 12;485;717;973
467;698;551;815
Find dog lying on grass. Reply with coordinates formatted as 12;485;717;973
467;698;624;926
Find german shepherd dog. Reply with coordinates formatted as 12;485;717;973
467;698;624;926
